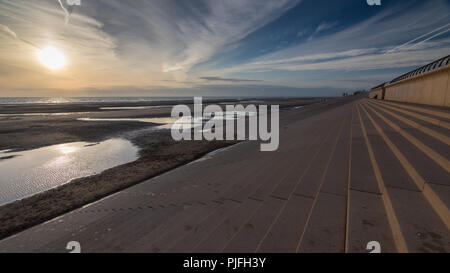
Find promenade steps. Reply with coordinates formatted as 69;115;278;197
357;100;449;252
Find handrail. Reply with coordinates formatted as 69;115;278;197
388;55;450;84
370;55;450;90
370;82;387;91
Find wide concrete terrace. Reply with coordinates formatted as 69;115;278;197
0;98;448;253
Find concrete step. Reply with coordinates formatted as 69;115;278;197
372;100;450;121
270;106;348;200
166;199;243;252
297;192;347;253
296;106;352;253
319;104;352;196
149;201;226;253
368;102;450;167
253;106;351;253
368;100;450;150
370;100;450;130
191;198;262;253
356;103;408;252
250;107;352;252
256;195;313;253
131;156;278;252
362;103;450;228
195;198;284;253
121;202;217;252
345;104;397;253
233;104;351;253
38;196;182;252
359;103;450;252
122;108;347;253
293;113;348;198
248;121;332;201
58;150;274;252
161;151;299;252
346;189;397;253
384;187;450;253
173;137;329;252
365;102;450;183
349;104;381;194
107;145;276;253
170;103;351;253
230;112;342;203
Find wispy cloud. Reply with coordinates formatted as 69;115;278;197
307;21;338;41
204;0;449;77
0;23;39;48
0;24;17;39
386;23;450;53
0;0;300;92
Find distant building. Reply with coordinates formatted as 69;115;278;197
352;90;364;95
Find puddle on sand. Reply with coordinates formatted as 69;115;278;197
0;138;139;206
78;111;258;130
78;117;192;130
99;106;172;110
0;112;90;117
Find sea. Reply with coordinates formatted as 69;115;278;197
0;97;247;105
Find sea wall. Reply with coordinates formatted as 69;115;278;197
384;66;450;107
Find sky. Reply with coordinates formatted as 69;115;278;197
0;0;449;97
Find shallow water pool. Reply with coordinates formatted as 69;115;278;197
0;138;139;206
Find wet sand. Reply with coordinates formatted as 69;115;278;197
0;97;346;239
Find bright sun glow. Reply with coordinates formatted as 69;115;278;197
57;144;79;155
37;46;66;70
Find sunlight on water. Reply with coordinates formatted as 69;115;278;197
78;111;258;130
0;139;139;205
0;112;90;117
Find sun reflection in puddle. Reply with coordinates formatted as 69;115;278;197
0;139;138;205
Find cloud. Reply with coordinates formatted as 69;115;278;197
199;76;262;82
0;0;301;92
315;21;338;33
0;24;17;39
206;0;450;75
386;23;450;53
0;23;39;48
306;21;338;41
87;0;301;77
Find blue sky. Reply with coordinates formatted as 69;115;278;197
0;0;449;97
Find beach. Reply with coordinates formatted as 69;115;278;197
0;96;341;239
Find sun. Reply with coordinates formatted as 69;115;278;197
37;46;66;70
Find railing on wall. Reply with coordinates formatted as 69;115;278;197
389;55;450;84
370;82;387;91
